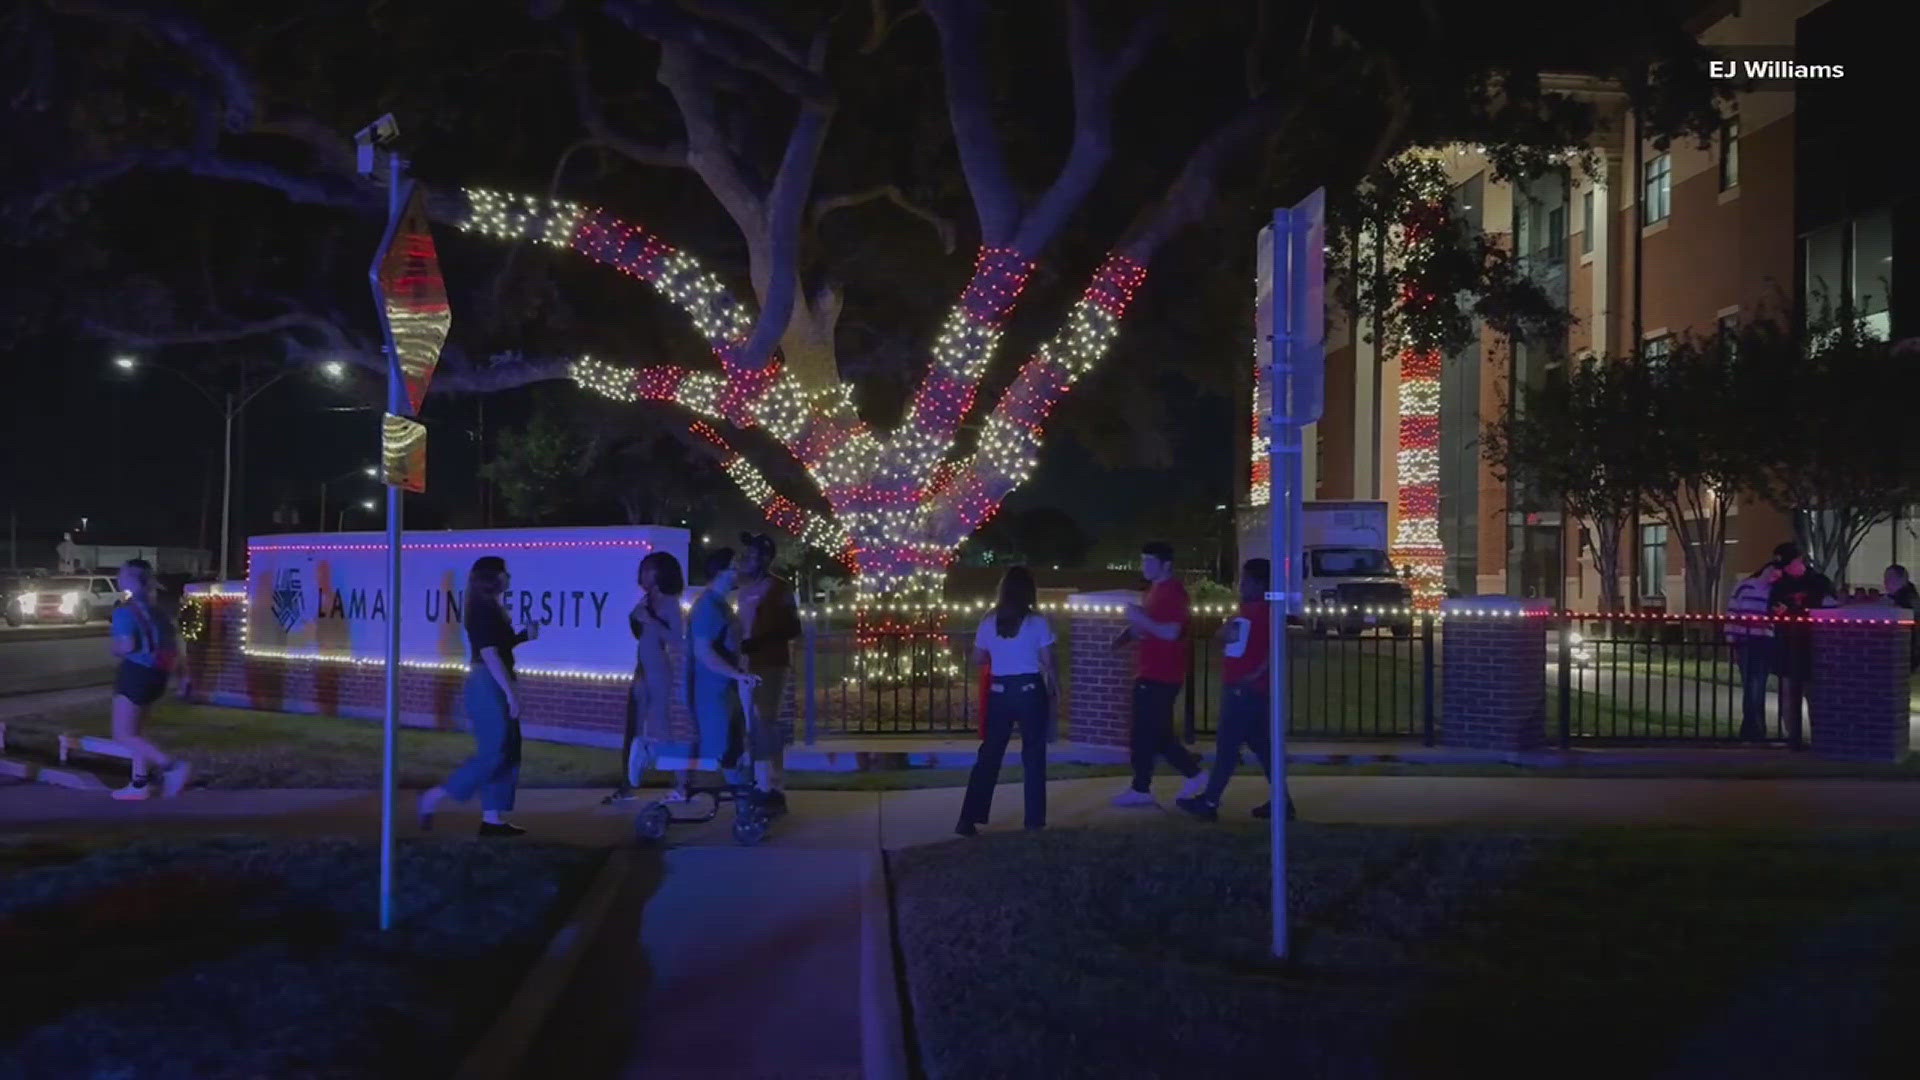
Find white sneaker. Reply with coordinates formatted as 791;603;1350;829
111;782;152;801
161;761;193;798
627;739;654;790
1111;788;1158;808
1176;772;1209;801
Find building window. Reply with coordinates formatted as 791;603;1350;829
1640;524;1668;599
1547;205;1567;262
1853;208;1894;338
1644;334;1674;370
1718;118;1740;191
1581;190;1595;254
1642;152;1671;225
1314;429;1325;490
1717;313;1739;359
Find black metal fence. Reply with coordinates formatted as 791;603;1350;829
792;612;1810;747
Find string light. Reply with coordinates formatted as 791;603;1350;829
1383;160;1453;612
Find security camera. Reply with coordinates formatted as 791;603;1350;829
354;114;400;177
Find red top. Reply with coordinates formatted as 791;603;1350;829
1135;578;1191;683
1222;599;1270;685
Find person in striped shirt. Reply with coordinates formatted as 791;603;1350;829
1724;561;1783;742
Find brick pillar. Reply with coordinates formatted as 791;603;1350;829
1439;596;1551;751
1808;606;1913;762
1066;590;1141;748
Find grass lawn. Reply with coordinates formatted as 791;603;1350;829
892;824;1920;1079
0;835;599;1078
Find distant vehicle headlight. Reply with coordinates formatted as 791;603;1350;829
59;591;80;613
13;594;29;612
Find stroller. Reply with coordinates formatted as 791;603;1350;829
631;680;780;847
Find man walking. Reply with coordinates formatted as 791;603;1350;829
737;532;801;813
1176;558;1294;822
1767;542;1835;751
1112;540;1207;807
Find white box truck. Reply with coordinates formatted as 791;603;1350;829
1235;499;1414;637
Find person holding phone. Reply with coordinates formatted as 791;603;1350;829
419;555;541;836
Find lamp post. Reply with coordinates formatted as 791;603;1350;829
320;466;380;532
113;355;346;581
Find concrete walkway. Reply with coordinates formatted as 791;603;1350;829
10;773;1920;1080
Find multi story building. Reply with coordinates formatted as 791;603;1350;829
1302;0;1907;610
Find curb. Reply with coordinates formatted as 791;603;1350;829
454;847;633;1080
0;755;109;791
860;851;911;1080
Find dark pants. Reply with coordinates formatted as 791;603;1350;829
959;675;1049;829
1777;674;1806;749
446;670;522;812
1204;685;1273;803
1735;636;1775;742
1131;678;1200;793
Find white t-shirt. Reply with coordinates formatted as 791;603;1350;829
973;612;1056;677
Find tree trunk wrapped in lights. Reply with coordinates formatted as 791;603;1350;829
1386;170;1454;611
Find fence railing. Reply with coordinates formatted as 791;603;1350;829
1555;615;1778;745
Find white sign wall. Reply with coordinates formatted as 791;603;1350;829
245;526;690;676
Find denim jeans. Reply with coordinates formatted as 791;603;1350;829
1735;636;1775;742
960;675;1049;828
1131;678;1200;793
446;670;522;812
1204;685;1274;803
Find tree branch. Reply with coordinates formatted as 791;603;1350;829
47;0;257;130
604;0;834;107
1010;0;1168;254
923;0;1020;245
567;30;690;169
1117;94;1285;264
656;41;769;237
738;31;834;369
861;0;923;53
17;148;382;219
811;184;957;252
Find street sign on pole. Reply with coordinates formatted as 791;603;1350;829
365;140;448;932
1261;188;1326;961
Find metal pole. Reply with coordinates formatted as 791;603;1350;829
378;151;407;932
1266;205;1295;962
220;396;234;581
319;481;328;534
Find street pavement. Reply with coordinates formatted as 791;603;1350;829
0;630;114;696
11;773;1920;1079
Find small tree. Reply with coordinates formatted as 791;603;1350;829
1638;336;1766;613
479;401;590;524
1741;303;1920;588
1483;357;1653;613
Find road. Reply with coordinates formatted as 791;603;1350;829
0;628;114;696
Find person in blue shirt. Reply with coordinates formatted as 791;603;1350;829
663;548;761;794
109;559;191;800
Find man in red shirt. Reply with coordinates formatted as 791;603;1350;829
1111;541;1208;807
1177;558;1294;822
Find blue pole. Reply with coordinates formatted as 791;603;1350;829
377;157;408;932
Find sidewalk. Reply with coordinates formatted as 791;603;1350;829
11;774;1920;1080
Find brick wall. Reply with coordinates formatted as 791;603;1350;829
1067;609;1135;748
180;598;799;749
1807;610;1913;763
1438;600;1550;751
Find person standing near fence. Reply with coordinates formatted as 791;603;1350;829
108;559;192;801
957;567;1056;836
1724;561;1783;743
736;533;800;815
1112;540;1208;808
420;556;541;836
607;551;685;805
1884;565;1919;672
1177;558;1294;822
1767;543;1835;751
678;548;763;795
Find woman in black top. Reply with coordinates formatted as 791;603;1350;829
419;556;540;836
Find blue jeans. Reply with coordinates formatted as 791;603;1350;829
960;675;1049;828
1131;678;1200;793
1735;636;1775;742
1204;685;1274;803
446;670;522;812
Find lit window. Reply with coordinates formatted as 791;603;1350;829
1642;152;1671;225
1717;314;1739;359
1640;524;1668;599
1644;334;1674;369
1581;190;1595;255
1547;205;1567;262
1718;119;1740;191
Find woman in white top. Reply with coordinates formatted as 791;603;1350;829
609;551;686;803
957;566;1057;835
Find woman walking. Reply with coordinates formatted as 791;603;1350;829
109;559;191;800
419;556;540;836
607;551;685;804
957;567;1056;836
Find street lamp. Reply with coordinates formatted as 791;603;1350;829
319;465;381;533
322;360;347;381
113;354;330;581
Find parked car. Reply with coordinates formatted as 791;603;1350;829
5;575;126;626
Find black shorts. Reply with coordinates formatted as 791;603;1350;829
114;660;170;707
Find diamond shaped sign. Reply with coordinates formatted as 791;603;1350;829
382;413;427;493
372;184;450;416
